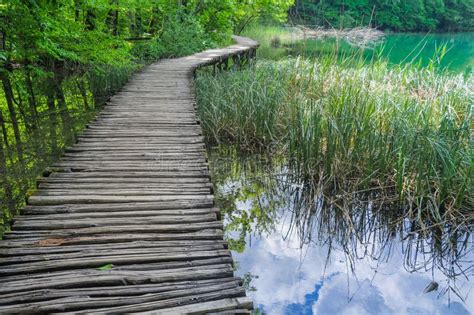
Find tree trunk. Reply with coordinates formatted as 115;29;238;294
85;10;96;30
55;82;73;145
128;11;136;36
0;128;15;227
13;82;34;132
74;0;81;21
148;7;159;35
106;0;119;35
0;109;10;150
0;71;24;163
24;70;39;129
0;109;14;166
76;79;90;110
46;89;59;155
135;8;143;36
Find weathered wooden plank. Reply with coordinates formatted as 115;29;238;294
0;286;246;314
0;229;224;247
38;182;212;189
0;240;225;256
4;221;223;237
1;259;233;284
28;194;213;205
39;175;211;182
0;35;258;313
13;210;218;223
0;266;235;293
0;250;231;276
66;147;206;153
0;278;239;306
101;295;251;315
50;161;208;167
0;244;224;265
147;297;254;315
35;189;211;196
11;213;217;230
21;201;215;214
58;155;207;162
47;170;210;178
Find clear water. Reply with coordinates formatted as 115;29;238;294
381;33;474;72
209;149;473;315
295;33;474;73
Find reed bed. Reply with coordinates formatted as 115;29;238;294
196;56;473;225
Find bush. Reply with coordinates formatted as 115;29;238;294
159;15;216;58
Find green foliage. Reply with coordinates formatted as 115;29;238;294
97;264;114;271
291;0;474;32
0;0;294;236
158;14;214;58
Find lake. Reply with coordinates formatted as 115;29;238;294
209;148;473;315
293;32;474;73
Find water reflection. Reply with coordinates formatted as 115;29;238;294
209;147;473;314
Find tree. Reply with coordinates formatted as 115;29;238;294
290;0;474;31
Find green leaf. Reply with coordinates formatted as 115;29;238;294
97;264;114;271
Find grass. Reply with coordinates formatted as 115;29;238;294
196;53;473;226
242;25;300;60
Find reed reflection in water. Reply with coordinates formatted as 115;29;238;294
209;147;473;314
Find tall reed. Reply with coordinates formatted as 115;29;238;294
196;56;473;223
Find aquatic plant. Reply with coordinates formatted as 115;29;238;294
209;148;472;304
196;55;473;226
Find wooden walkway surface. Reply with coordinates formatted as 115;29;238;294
0;36;258;314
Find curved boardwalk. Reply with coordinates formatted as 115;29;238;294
0;37;258;314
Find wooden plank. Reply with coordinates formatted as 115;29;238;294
0;266;235;293
0;229;225;247
0;240;226;256
28;195;213;205
0;35;258;313
1;258;233;283
38;177;211;184
38;182;213;189
0;244;224;265
137;297;254;315
0;250;231;276
0;286;246;314
21;201;215;214
11;213;217;230
4;221;223;237
0;278;240;306
47;170;210;178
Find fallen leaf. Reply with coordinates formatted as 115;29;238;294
97;264;114;271
423;281;439;294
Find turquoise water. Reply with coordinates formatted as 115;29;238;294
296;33;474;73
381;33;474;72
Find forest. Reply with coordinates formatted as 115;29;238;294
291;0;474;31
0;0;292;234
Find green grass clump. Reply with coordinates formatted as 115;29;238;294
242;25;300;60
196;57;473;223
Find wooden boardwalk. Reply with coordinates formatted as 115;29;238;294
0;37;258;314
